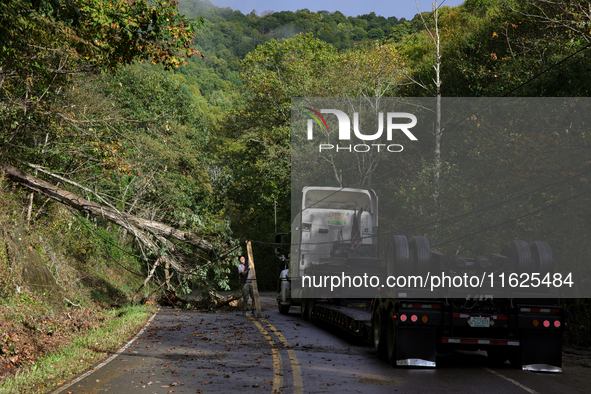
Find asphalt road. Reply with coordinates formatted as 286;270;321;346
50;293;591;394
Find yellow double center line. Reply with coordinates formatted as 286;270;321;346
248;315;303;394
261;318;303;394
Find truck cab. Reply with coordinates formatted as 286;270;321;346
278;187;378;313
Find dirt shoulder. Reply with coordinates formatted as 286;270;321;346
0;303;155;394
563;346;591;368
0;301;105;380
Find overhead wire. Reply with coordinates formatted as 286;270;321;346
257;167;591;248
431;189;591;248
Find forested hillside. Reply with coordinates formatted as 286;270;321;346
1;1;591;388
167;0;418;126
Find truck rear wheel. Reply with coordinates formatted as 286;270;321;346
372;307;387;359
509;240;532;272
409;236;431;276
300;299;314;321
386;307;397;365
530;241;553;273
388;235;409;276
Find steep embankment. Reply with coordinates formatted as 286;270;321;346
0;185;156;393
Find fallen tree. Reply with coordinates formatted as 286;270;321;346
158;291;242;309
1;162;214;253
0;160;222;297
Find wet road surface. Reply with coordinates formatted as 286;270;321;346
50;294;591;394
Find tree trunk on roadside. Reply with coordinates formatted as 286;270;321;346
0;162;214;254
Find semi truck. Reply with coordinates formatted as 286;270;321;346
277;186;564;372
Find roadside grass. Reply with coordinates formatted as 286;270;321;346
0;304;157;394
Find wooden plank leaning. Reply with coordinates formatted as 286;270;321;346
246;241;262;317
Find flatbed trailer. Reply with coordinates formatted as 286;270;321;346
304;295;564;372
309;301;372;340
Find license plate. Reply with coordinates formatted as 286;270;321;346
469;317;490;327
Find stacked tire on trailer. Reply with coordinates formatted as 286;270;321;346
372;235;558;369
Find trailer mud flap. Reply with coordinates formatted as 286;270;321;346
521;331;562;372
395;328;436;367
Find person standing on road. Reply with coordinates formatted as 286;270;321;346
238;255;256;316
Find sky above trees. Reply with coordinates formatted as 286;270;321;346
207;0;466;19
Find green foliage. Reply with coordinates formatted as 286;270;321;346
208;34;334;287
0;0;205;193
0;0;202;77
106;67;202;126
215;33;335;210
398;0;591;97
179;217;240;295
148;0;414;128
180;1;406;51
186;0;591;345
97;69;213;222
209;33;409;288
